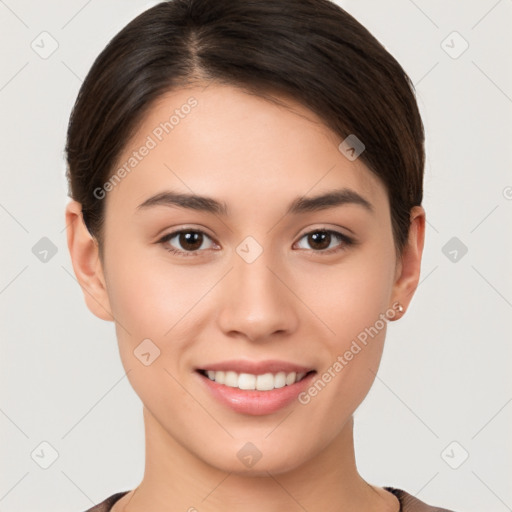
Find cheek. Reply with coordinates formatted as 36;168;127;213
103;246;222;381
317;247;395;345
307;243;395;396
104;245;209;335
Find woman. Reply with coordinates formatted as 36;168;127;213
64;0;456;510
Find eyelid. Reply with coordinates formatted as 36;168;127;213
295;224;353;241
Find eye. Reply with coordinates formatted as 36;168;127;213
158;229;217;257
157;227;355;258
294;229;354;255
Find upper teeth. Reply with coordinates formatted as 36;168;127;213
205;370;306;391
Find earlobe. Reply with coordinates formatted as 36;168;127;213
65;200;114;322
389;205;426;320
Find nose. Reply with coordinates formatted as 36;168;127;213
216;245;299;343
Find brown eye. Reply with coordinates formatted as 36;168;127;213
295;229;354;254
176;231;203;251
159;229;216;257
306;231;331;250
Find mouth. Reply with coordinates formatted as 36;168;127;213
195;362;317;415
196;368;315;391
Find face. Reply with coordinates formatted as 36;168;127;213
73;83;419;475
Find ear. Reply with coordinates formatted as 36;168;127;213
65;199;114;322
389;205;426;319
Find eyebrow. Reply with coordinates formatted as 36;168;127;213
136;187;374;216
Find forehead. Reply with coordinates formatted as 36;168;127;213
105;83;387;218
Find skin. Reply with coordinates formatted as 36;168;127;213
66;83;425;512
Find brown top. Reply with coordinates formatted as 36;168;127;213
81;487;457;511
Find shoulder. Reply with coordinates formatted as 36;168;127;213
384;487;458;512
79;487;461;512
80;491;130;512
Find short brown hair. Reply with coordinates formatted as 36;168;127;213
65;0;424;257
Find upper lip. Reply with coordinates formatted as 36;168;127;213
197;359;315;375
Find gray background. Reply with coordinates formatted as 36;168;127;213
1;1;511;511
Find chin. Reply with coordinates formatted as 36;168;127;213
196;438;313;476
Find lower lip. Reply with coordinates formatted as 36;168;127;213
197;371;316;416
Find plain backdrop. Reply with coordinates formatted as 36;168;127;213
0;1;511;511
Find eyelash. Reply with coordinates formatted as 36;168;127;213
157;228;355;258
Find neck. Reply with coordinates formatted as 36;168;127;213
117;407;398;512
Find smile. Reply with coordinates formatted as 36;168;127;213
195;361;317;415
197;369;311;391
